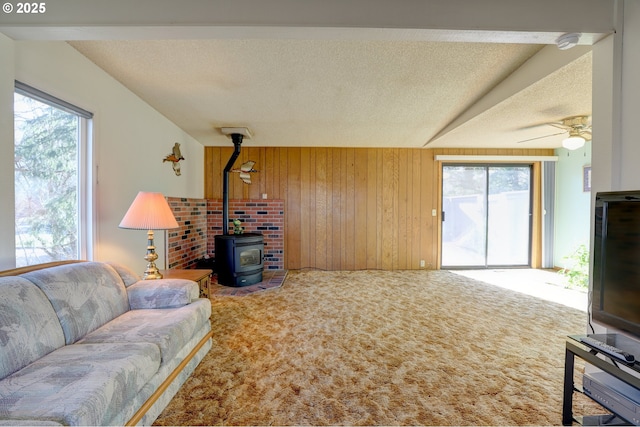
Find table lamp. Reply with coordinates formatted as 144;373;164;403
119;191;179;279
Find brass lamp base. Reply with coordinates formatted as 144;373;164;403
142;230;163;280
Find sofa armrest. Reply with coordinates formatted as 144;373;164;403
127;279;200;309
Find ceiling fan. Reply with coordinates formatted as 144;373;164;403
517;115;592;150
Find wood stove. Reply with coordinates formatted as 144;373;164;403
215;128;264;287
215;233;264;287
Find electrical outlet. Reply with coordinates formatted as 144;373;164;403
420;260;425;268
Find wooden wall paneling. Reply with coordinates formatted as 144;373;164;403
408;149;416;270
261;147;271;198
323;147;333;270
364;150;377;268
313;148;326;269
240;147;251;199
392;149;400;269
410;149;420;269
264;148;280;199
419;150;432;269
244;147;258;200
376;150;385;268
276;148;288;265
286;148;301;269
244;148;253;199
298;148;311;268
396;149;408;270
354;149;368;270
204;148;222;199
381;149;398;270
409;149;422;269
204;146;554;271
375;150;382;268
258;147;267;198
381;149;391;269
238;148;249;199
311;149;319;269
240;148;252;200
275;148;285;200
428;149;439;268
344;149;356;270
332;149;344;270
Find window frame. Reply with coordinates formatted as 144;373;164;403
14;81;94;264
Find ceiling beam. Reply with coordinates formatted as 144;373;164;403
426;44;593;146
0;0;614;43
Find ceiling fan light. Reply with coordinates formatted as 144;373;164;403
562;135;585;150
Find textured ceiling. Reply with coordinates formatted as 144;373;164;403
68;38;591;149
2;0;607;149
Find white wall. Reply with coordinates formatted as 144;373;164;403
618;0;640;191
553;142;592;268
0;40;204;273
589;0;640;335
592;0;640;195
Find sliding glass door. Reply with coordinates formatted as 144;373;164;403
441;164;532;268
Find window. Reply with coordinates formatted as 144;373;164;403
14;82;93;267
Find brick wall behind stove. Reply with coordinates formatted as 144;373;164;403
166;197;208;269
207;199;284;270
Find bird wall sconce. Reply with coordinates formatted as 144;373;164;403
230;160;258;184
163;143;185;176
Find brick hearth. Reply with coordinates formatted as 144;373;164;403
166;197;284;271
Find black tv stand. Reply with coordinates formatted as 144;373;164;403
564;334;640;425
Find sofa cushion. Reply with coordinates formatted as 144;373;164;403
105;262;140;287
78;299;211;364
0;420;62;425
21;262;130;344
127;278;199;309
0;342;160;426
0;277;65;379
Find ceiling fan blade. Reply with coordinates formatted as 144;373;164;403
548;122;571;130
579;131;593;141
516;131;566;144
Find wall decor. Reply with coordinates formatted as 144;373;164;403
163;143;185;176
583;165;591;192
230;160;259;184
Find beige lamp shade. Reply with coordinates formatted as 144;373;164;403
119;192;179;230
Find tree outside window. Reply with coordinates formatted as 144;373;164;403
14;92;81;267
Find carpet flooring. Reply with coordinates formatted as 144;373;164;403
154;269;603;426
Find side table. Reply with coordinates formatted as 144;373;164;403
159;269;213;298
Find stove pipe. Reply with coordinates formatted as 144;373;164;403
222;133;243;235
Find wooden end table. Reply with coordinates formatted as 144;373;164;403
159;269;213;298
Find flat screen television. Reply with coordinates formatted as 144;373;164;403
592;190;640;338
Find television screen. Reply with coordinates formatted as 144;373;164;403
592;191;640;337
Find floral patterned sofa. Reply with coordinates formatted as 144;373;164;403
0;260;212;426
